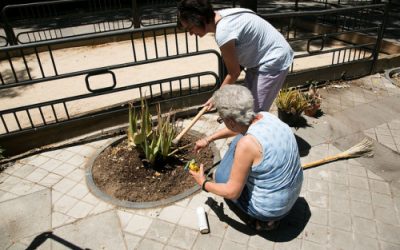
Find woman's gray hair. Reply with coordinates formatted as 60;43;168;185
212;84;256;126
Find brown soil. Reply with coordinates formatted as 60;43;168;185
92;133;215;202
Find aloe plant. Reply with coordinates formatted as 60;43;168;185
275;88;308;115
127;100;177;166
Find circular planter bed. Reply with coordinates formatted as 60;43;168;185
385;67;400;87
85;130;220;209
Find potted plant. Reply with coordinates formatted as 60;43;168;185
275;88;308;126
303;84;322;117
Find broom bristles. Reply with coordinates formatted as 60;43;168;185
340;137;374;158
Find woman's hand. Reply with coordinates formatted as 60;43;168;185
194;138;209;154
204;97;214;111
189;164;206;186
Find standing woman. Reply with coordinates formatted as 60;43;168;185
177;0;294;112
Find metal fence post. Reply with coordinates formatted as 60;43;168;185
132;0;140;28
1;7;17;45
370;3;389;75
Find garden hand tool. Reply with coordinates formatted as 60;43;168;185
172;105;208;145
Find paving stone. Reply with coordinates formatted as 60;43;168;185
177;208;199;230
376;221;400;245
124;232;142;250
158;205;185;223
349;187;372;203
52;178;77;194
145;219;175;243
329;182;350;199
52;162;76;176
26;155;51;167
223;226;250;245
302;223;329;244
168;225;198;249
274;238;302;250
328;228;354;249
67;183;89;200
0;189;51;249
371;192;394;208
329;211;351;231
39;173;63;187
67;154;88;167
306;191;328;208
25;167;49;183
307;179;329;194
117;210;135;228
328;171;349;186
124;214;153;236
219;238;247;250
353;233;380;250
11;164;36;178
369;179;392;195
66;168;84;182
247;234;274;249
351;200;374;219
374;206;399;225
207;214;228;238
39;158;64;172
329;195;351;213
54;150;76;162
90;200;114;215
53;195;79;214
301;239;327;250
53;211;125;250
192;234;222;250
379;241;400;250
349;175;370;190
136;238;164;250
9;180;45;196
309;207;328;226
67;201;94;219
352;216;377;238
135;207;162;218
367;170;385;181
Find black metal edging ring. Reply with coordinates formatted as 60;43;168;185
85;131;221;209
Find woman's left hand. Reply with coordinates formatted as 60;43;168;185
189;164;206;186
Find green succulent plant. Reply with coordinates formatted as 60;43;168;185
127;99;177;166
275;88;308;115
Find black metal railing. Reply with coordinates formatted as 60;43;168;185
0;4;388;138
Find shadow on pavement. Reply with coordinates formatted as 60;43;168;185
26;231;91;250
206;196;311;242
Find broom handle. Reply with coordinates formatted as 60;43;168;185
172;106;208;144
302;153;345;169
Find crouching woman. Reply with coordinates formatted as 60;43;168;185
191;84;303;231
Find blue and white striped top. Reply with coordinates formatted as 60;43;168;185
215;8;294;74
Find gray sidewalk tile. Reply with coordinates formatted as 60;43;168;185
371;192;394;208
247;234;275;249
67;200;95;219
376;221;400;245
349;187;372;203
351;200;374;219
52;178;77;194
219;239;247;250
158;205;185;223
302;223;329;244
369;179;392;195
353;216;378;238
301;240;327;250
124;214;153;236
124;232;142;249
328;228;354;249
145;219;176;243
53;194;79;214
52;211;125;250
0;189;51;249
136;238;165;250
274;238;302;250
11;163;36;178
308;207;328;226
25;167;48;183
207;214;227;238
223;226;250;244
178;208;199;230
328;211;351;231
374;206;399;225
192;234;223;250
353;233;380;250
52;162;77;176
168;225;198;249
39;173;63;187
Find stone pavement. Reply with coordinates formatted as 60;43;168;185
1;73;400;250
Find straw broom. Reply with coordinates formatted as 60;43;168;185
302;137;374;169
